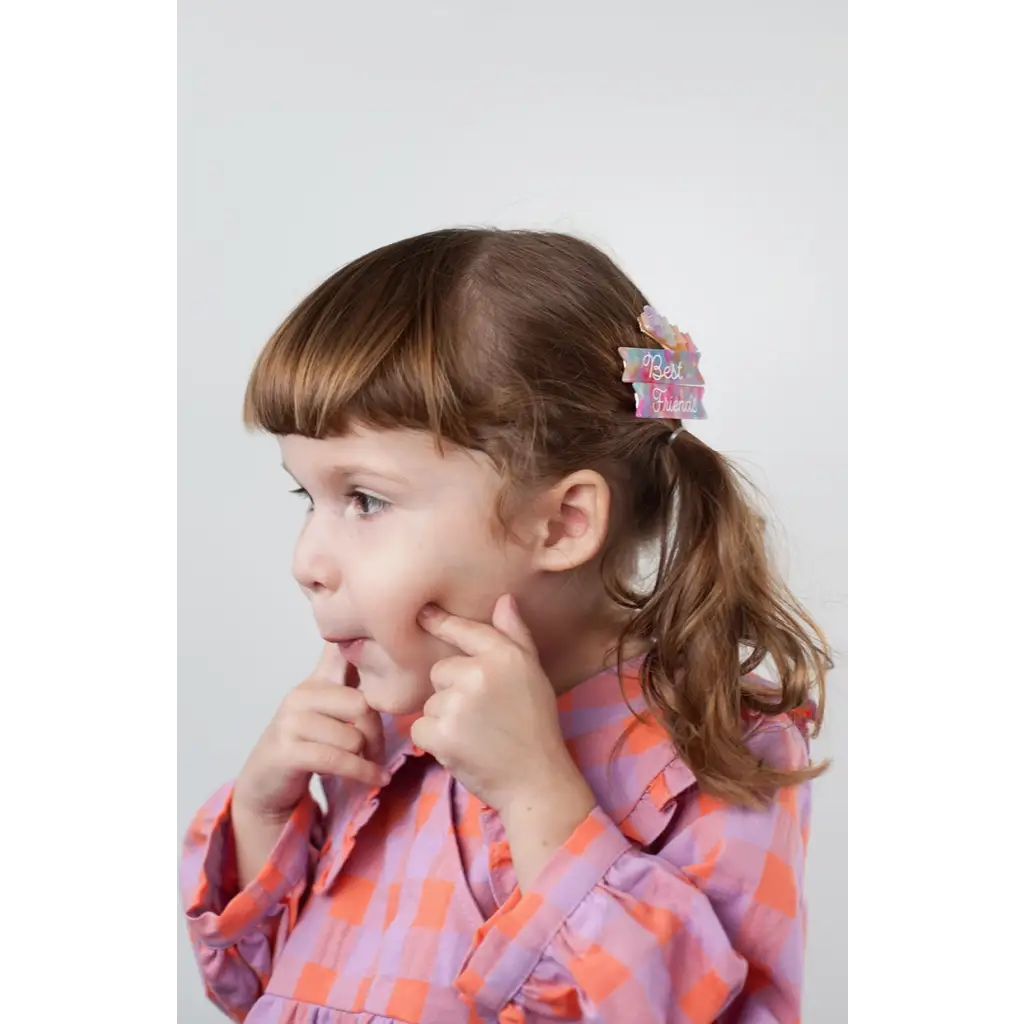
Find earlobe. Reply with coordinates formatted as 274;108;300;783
532;471;612;573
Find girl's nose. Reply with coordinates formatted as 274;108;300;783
292;519;340;595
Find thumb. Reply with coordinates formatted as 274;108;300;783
355;700;386;765
334;656;386;763
491;594;537;653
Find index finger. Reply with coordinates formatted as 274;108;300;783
314;641;348;680
417;604;501;656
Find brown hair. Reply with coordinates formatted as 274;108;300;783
244;228;830;807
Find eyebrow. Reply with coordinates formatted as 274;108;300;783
280;462;410;487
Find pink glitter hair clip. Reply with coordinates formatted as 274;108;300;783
617;304;707;420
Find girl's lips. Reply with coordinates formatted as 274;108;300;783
335;638;367;661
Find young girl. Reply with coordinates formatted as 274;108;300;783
181;228;829;1024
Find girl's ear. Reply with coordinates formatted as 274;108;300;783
527;470;612;573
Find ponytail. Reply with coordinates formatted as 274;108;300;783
623;429;831;808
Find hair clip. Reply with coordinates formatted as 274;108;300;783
617;304;707;420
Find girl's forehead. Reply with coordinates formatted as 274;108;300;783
278;428;494;486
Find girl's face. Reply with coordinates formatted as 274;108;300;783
280;427;538;715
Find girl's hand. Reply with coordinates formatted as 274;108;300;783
411;595;591;816
233;643;389;826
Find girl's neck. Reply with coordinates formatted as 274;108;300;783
542;630;648;696
525;577;646;696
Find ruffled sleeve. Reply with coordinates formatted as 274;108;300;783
180;783;323;1022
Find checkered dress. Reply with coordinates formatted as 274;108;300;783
182;665;813;1023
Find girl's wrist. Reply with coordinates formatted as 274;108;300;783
497;764;596;837
497;769;597;890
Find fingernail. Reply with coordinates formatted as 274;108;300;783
418;604;438;622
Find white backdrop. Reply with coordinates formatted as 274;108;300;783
178;2;847;1020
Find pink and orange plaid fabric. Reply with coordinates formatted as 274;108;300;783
182;665;813;1023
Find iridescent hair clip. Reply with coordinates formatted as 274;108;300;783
617;304;707;420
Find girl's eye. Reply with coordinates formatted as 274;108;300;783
289;486;313;511
350;490;390;518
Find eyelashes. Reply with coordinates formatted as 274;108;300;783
289;487;391;519
290;486;313;511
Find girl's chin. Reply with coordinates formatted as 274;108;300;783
357;665;432;716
